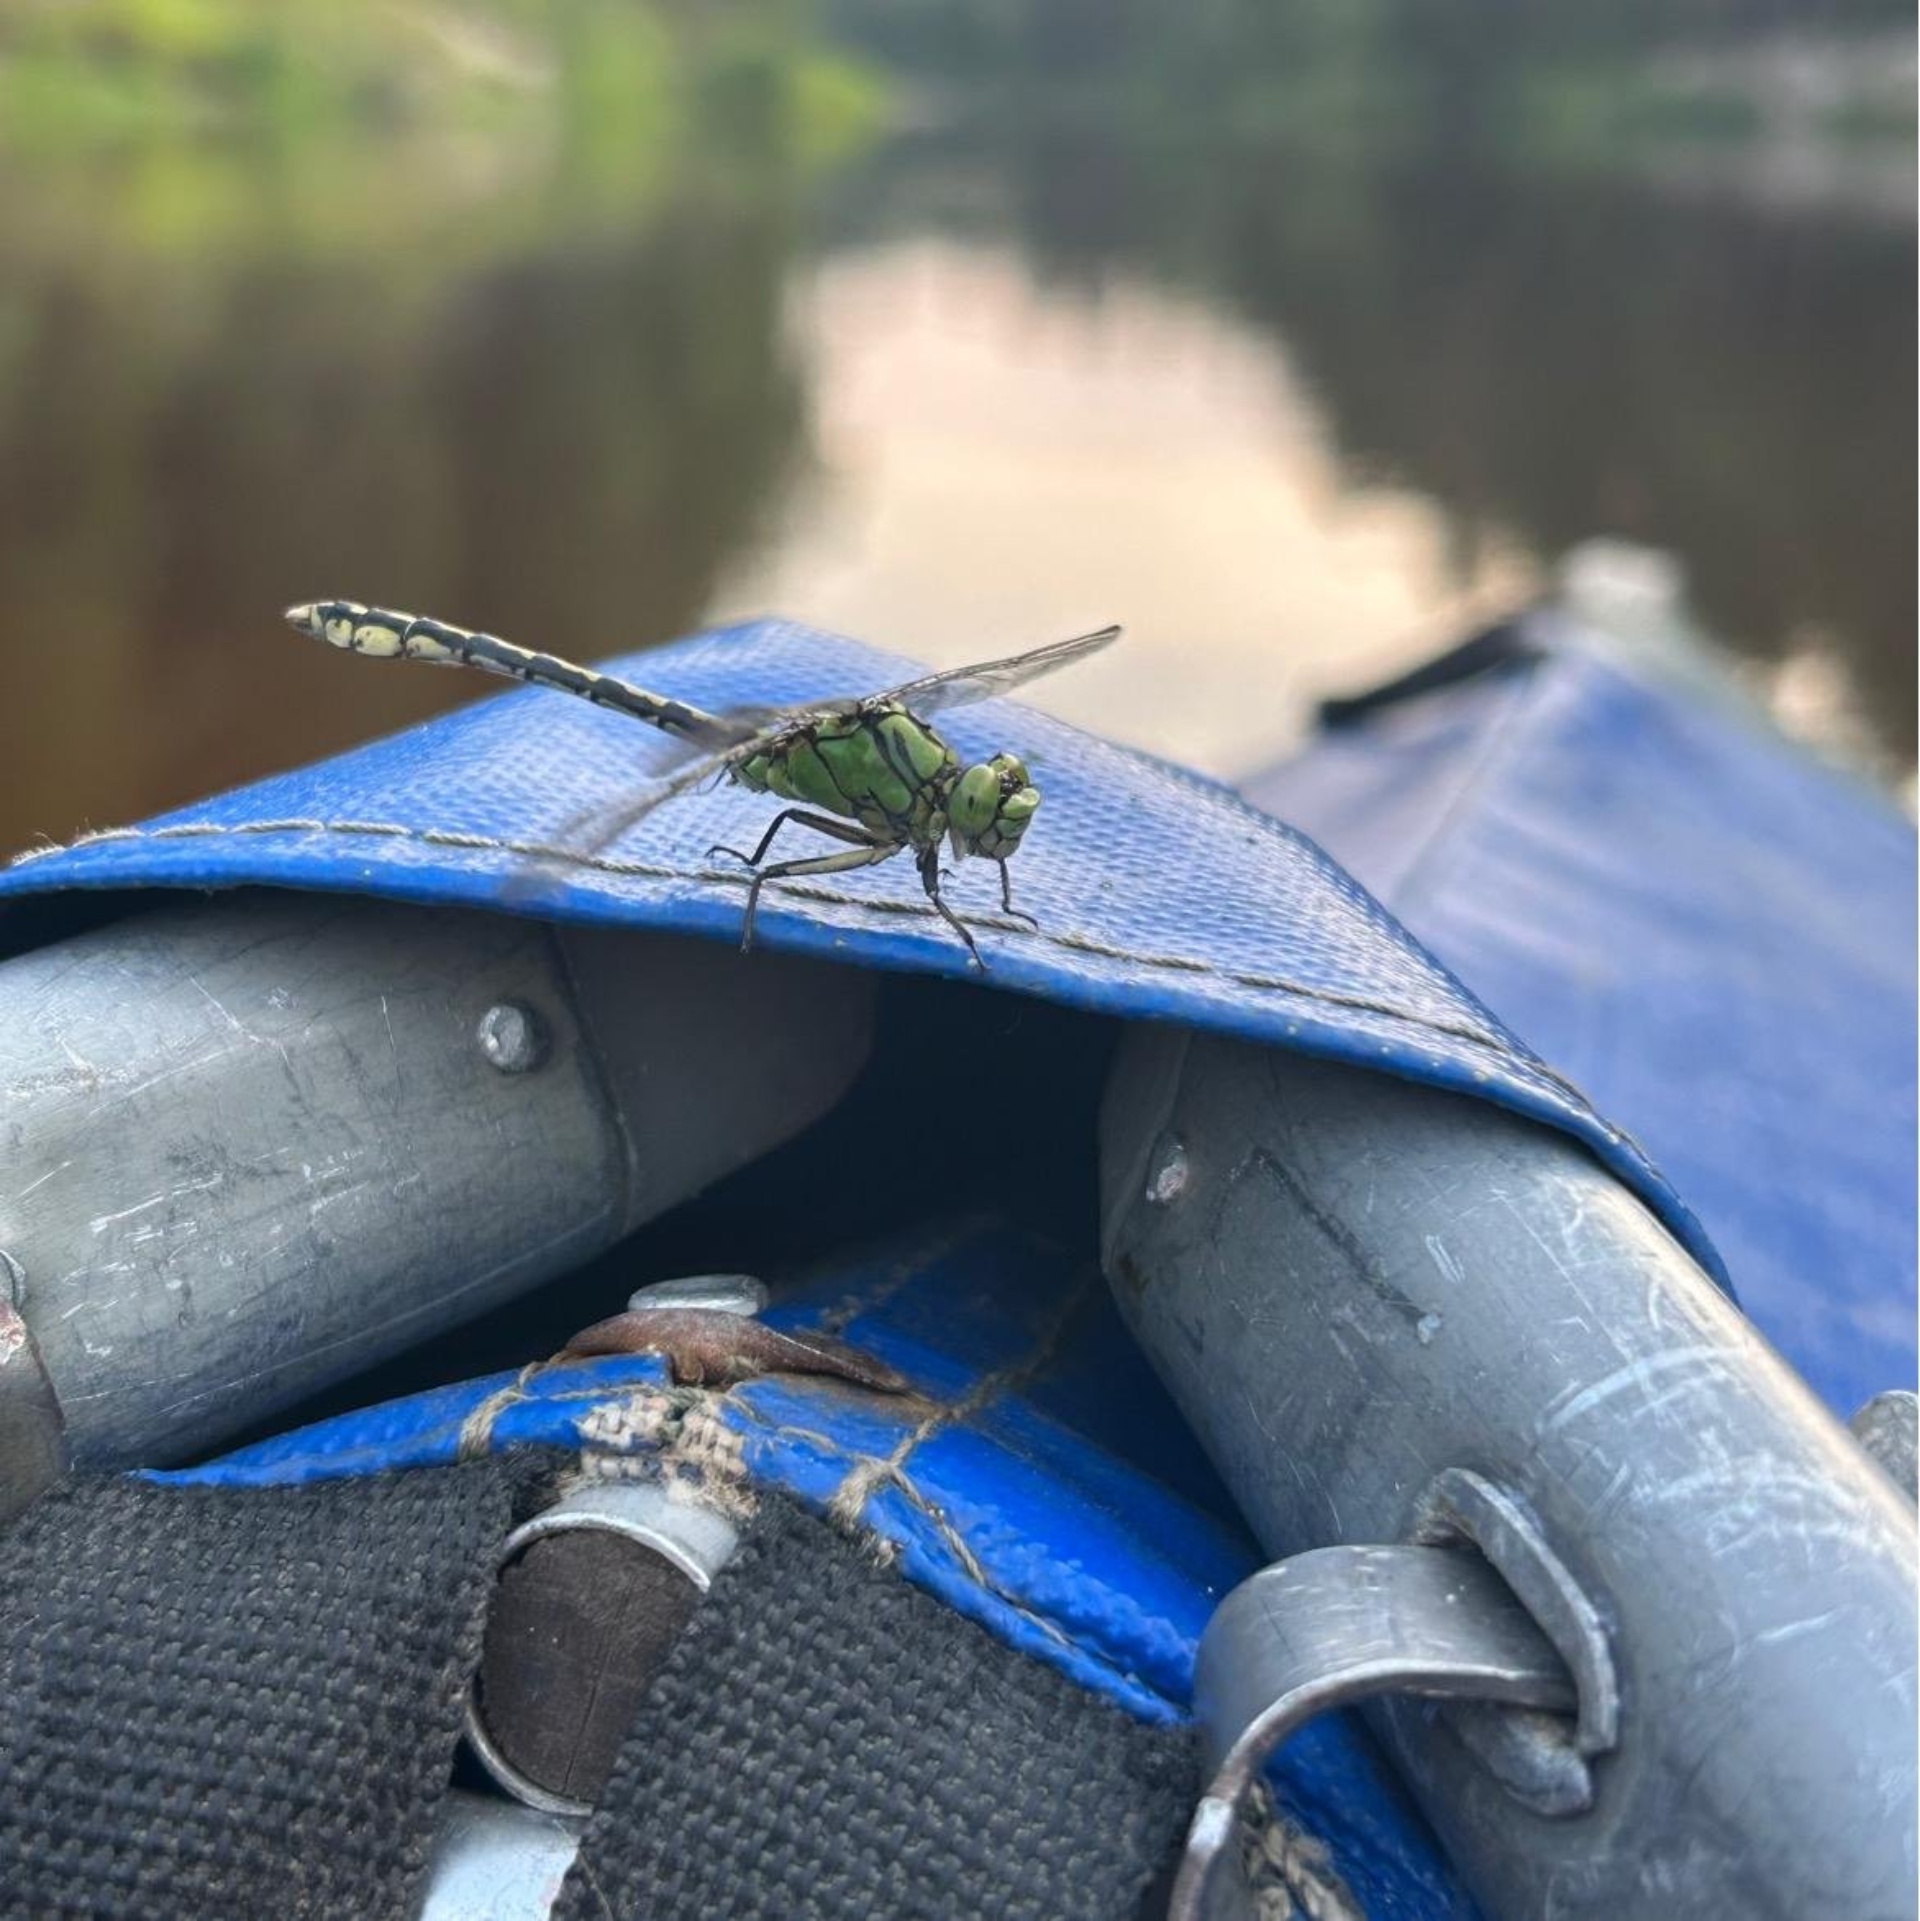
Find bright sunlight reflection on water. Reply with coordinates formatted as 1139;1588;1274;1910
714;241;1539;775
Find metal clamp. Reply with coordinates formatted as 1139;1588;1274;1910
1102;1026;1919;1919
418;1791;583;1921
1411;1467;1617;1815
1173;1544;1577;1921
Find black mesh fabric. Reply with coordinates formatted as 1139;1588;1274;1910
556;1495;1198;1921
0;1466;1195;1919
0;1463;513;1919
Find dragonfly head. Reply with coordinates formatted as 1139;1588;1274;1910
947;754;1040;863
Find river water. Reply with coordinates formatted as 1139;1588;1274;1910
0;112;1910;859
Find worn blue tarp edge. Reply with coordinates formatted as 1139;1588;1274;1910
0;616;1728;1295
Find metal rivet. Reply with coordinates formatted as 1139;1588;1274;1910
626;1274;768;1317
1852;1389;1919;1503
477;1001;548;1074
1147;1134;1190;1207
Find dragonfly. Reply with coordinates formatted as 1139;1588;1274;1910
284;600;1120;966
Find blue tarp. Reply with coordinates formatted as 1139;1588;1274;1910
0;617;1723;1288
1245;616;1916;1417
154;1219;1478;1918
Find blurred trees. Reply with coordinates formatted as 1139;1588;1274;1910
823;0;1914;157
0;0;884;854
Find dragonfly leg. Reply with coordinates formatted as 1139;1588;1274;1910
996;862;1041;931
917;846;984;969
709;807;867;869
739;837;898;953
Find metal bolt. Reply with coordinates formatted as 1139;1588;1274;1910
1852;1389;1919;1504
476;1001;548;1074
626;1274;768;1317
1146;1133;1190;1207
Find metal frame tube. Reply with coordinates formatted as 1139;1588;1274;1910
0;892;871;1471
1102;1028;1917;1919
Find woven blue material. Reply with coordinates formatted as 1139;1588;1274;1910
1244;619;1916;1417
156;1220;1476;1919
0;616;1721;1285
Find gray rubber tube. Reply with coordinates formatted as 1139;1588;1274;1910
1101;1027;1917;1920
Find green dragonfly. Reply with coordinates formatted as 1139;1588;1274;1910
284;600;1120;966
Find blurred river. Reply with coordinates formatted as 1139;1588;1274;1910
0;88;1911;858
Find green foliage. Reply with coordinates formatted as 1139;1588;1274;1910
0;0;888;856
0;0;887;259
1510;64;1766;164
820;0;1913;163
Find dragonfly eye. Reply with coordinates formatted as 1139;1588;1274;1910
950;755;1040;858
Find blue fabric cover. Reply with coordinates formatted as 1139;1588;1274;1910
0;617;1720;1285
1243;618;1916;1418
156;1220;1476;1919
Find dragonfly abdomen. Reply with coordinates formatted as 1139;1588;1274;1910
286;600;720;740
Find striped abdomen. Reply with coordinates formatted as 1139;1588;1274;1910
284;598;725;742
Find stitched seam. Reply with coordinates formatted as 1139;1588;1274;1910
453;1364;675;1458
453;1344;1174;1710
718;1392;1139;1689
1392;657;1553;928
6;812;1599;1105
822;1275;1099;1529
676;1377;1172;1708
813;1219;991;1337
825;1273;1099;1530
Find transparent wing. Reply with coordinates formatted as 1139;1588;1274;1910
863;624;1121;721
497;688;807;900
499;747;732;906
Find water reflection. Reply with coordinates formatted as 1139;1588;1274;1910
0;81;1911;860
715;240;1537;774
792;126;1917;770
0;196;809;857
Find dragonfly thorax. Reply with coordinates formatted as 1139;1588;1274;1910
733;708;1041;866
731;706;937;848
290;598;1117;962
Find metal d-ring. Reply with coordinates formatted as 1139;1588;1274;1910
1411;1468;1618;1757
1171;1543;1578;1921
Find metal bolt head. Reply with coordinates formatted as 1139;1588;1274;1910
1146;1133;1190;1207
1852;1389;1919;1504
626;1274;768;1317
477;1001;548;1074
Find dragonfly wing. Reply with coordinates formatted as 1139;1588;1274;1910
500;748;732;905
862;625;1121;721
